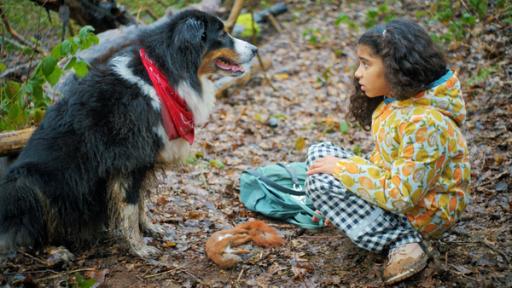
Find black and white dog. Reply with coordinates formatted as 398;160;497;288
0;9;257;258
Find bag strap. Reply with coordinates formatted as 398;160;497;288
273;189;324;222
245;168;304;196
276;163;302;191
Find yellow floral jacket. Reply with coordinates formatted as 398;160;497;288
335;71;471;238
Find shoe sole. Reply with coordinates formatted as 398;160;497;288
383;255;428;285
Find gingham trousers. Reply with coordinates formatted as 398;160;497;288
305;142;422;252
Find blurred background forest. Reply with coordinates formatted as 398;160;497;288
0;0;511;287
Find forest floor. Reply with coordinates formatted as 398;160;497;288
1;1;511;287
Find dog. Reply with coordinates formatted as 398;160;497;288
0;9;257;258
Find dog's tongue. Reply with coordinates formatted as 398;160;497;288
215;59;244;73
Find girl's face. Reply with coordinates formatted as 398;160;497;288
354;44;391;98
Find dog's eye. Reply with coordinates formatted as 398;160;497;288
220;30;228;37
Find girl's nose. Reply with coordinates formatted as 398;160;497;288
354;65;362;79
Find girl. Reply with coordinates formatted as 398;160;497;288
306;19;470;284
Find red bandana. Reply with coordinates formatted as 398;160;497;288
139;48;194;144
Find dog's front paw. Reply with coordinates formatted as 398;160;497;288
131;244;161;258
143;222;167;237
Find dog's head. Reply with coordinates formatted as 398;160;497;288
141;10;257;91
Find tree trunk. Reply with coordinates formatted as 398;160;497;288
29;0;137;33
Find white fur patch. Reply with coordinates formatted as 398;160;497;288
154;125;191;162
216;233;233;241
111;56;160;110
233;37;256;64
177;76;216;126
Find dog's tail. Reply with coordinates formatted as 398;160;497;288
0;173;47;254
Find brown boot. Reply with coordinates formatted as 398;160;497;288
383;242;428;285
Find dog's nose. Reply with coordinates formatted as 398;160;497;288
250;46;258;57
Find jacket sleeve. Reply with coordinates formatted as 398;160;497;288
334;117;447;213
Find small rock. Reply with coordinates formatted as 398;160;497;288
495;181;508;192
267;117;279;128
46;246;75;267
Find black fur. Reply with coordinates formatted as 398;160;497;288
0;9;252;256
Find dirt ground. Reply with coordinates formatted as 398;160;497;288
1;1;511;287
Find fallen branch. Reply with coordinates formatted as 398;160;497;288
224;0;244;33
0;7;48;55
36;268;97;282
0;128;36;157
19;250;48;266
0;62;38;79
143;265;186;279
29;0;137;33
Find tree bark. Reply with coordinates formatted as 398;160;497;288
29;0;137;33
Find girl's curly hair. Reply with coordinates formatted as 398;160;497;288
349;19;447;130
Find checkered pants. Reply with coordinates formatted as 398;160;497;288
305;142;422;252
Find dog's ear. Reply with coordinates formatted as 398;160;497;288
174;17;206;45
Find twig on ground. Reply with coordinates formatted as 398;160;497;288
36;268;96;282
236;268;245;282
246;9;277;93
0;62;38;79
0;7;48;55
143;266;181;279
266;14;283;33
182;269;204;284
19;251;47;266
256;51;276;92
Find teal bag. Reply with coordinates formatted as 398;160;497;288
239;162;325;229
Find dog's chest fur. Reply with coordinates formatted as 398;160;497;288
111;55;216;163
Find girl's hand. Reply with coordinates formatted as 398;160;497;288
306;156;343;175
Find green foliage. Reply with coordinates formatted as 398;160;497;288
496;0;512;25
74;273;96;288
303;28;325;46
117;0;201;19
209;159;225;169
364;4;396;28
236;13;261;38
335;13;359;31
316;67;333;86
0;26;99;132
339;120;350;135
353;144;362;156
468;0;488;19
428;0;486;44
335;4;395;31
467;66;497;86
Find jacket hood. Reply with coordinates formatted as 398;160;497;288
390;70;466;126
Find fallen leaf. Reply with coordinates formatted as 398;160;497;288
273;73;289;80
295;137;306;151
